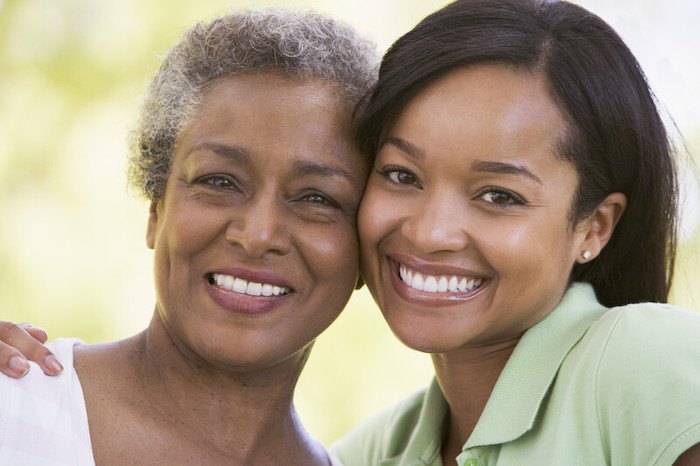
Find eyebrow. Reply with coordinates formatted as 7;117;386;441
189;142;252;162
383;136;425;159
292;160;357;184
189;142;357;184
384;137;542;185
471;160;543;184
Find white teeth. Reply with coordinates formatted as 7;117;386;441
458;278;467;292
212;273;290;297
246;282;262;296
261;284;273;297
233;277;247;294
411;273;424;291
223;275;234;289
397;264;485;294
424;276;438;292
448;276;459;292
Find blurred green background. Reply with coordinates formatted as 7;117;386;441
1;0;699;445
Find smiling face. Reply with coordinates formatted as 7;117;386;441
359;64;591;354
146;73;367;371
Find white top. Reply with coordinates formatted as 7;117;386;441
0;338;94;465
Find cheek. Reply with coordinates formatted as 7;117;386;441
358;185;397;250
482;215;575;280
152;204;226;297
163;204;224;254
299;223;360;283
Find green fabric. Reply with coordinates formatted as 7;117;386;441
331;283;700;466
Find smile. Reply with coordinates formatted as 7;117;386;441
398;264;484;293
210;273;291;297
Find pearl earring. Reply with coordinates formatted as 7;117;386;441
581;250;592;260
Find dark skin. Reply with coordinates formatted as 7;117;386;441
357;64;699;465
4;325;699;465
2;68;698;466
0;73;368;465
435;341;517;464
73;319;323;465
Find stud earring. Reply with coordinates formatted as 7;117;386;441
581;250;592;261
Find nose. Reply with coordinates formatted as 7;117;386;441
400;190;469;253
225;192;291;258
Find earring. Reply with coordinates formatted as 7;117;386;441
580;250;592;261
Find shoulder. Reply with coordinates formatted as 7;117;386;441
592;302;700;369
589;303;700;464
330;386;431;466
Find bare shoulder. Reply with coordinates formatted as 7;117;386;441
73;334;158;463
73;334;145;376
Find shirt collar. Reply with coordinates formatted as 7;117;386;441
465;282;607;449
378;378;448;466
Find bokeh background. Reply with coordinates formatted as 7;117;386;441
1;0;699;445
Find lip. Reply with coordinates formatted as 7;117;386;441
205;267;294;315
386;255;488;307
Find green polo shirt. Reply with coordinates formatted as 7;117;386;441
332;283;700;465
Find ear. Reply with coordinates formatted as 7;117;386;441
354;274;365;290
146;200;161;250
575;192;627;264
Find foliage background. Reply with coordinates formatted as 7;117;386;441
1;0;698;445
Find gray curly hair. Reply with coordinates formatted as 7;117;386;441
129;9;378;200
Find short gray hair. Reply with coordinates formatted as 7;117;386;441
129;9;378;200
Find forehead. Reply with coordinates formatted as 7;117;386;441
176;73;368;175
392;64;568;161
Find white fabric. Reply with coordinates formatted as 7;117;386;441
0;338;94;465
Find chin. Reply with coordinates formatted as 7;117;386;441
388;320;461;354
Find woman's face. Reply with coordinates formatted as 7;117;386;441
147;73;367;370
359;64;589;354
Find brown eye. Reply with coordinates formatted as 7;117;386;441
390;171;415;185
478;188;526;207
299;191;340;208
377;166;422;188
199;175;240;190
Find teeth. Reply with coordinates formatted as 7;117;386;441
261;284;273;297
448;276;459;292
246;281;262;296
458;278;467;292
411;273;424;291
424;276;438;292
211;273;290;297
233;277;247;294
398;265;484;294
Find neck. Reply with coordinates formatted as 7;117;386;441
432;339;518;463
122;311;325;465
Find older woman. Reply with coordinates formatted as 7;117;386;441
0;9;376;465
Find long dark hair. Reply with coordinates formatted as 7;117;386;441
357;0;678;306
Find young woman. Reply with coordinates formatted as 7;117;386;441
3;1;700;465
328;1;700;464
